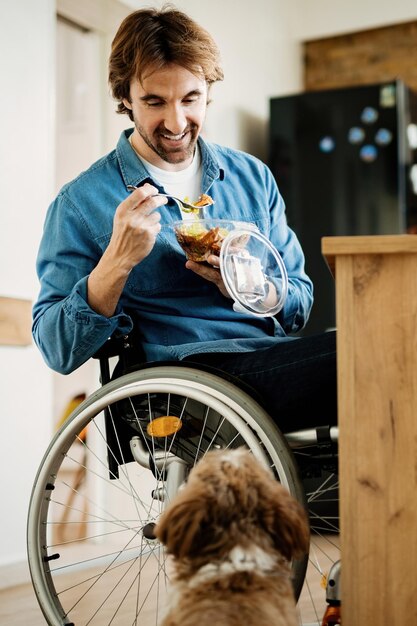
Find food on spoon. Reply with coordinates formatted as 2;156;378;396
194;193;214;207
181;193;215;214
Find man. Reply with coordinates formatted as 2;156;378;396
33;7;336;432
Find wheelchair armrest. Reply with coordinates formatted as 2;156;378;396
93;335;135;385
93;331;147;385
92;335;132;361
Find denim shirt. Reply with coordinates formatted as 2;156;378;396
33;129;313;374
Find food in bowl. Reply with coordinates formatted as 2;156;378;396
174;219;253;262
175;222;229;262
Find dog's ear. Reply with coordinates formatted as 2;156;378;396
262;481;310;561
154;491;211;559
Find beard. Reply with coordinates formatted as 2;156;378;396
133;119;199;165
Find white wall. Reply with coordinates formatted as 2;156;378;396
0;0;55;576
177;0;302;160
0;0;129;587
1;0;417;586
296;0;417;40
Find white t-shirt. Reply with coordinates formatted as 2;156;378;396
132;142;202;221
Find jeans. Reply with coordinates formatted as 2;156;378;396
183;330;337;434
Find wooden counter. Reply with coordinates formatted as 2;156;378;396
321;235;417;625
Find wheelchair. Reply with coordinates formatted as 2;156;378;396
27;333;339;626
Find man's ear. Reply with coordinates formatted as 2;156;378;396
122;97;132;110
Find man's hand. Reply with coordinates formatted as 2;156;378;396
87;183;167;317
107;183;167;272
185;254;231;299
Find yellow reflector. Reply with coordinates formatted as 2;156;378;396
147;416;183;438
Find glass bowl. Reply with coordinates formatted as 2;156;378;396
173;219;256;262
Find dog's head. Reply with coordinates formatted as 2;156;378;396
155;448;309;563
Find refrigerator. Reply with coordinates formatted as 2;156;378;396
269;79;417;334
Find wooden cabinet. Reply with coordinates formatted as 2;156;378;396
322;235;417;625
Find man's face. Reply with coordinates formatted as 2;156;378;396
123;64;208;171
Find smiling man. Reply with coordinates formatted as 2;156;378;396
33;6;337;434
126;65;207;168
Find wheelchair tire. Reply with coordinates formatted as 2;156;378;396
27;365;308;626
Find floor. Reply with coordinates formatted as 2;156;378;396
0;582;44;626
0;534;339;626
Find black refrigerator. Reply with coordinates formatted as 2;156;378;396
269;79;417;335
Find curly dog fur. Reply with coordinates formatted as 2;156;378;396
155;448;309;626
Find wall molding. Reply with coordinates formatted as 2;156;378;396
0;296;32;346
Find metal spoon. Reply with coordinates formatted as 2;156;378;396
126;185;213;213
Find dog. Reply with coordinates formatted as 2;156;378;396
155;447;309;626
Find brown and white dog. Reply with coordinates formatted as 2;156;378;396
155;448;309;626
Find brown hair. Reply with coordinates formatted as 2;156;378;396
109;5;224;120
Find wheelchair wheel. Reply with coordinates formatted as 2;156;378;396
290;430;340;624
27;366;307;626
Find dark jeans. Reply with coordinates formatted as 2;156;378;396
183;330;337;434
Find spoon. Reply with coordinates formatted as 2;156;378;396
126;185;214;214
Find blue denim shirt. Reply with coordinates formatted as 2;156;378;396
33;129;313;374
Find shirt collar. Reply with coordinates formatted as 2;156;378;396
116;128;154;189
